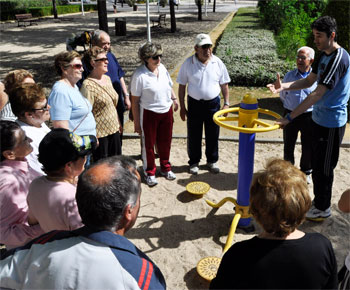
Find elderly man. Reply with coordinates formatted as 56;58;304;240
268;16;350;221
280;46;317;184
79;30;130;143
177;33;231;175
0;156;166;290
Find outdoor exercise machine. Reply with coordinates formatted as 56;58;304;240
196;94;281;281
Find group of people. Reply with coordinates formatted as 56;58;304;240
0;14;349;289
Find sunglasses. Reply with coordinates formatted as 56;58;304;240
94;57;108;62
32;101;49;112
70;63;83;70
151;55;162;60
201;44;212;49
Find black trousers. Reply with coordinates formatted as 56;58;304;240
187;96;220;166
93;132;121;162
311;120;346;210
283;109;312;174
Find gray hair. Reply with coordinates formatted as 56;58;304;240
297;46;315;60
138;42;163;64
76;155;141;231
91;29;109;46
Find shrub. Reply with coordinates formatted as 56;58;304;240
258;0;327;61
322;0;350;52
215;7;293;87
0;2;97;20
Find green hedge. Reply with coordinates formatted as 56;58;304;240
215;7;293;87
0;4;97;20
258;0;327;61
322;0;350;52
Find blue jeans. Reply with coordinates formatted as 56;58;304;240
187;96;220;166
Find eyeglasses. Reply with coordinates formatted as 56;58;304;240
296;56;308;60
151;55;162;60
32;101;49;112
70;64;83;70
94;57;108;62
201;44;212;49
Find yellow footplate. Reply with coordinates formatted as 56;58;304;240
186;181;210;195
197;256;221;281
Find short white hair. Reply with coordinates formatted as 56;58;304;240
297;46;315;60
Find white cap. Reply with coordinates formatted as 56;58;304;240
195;33;213;47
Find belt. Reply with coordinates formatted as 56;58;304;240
189;95;218;102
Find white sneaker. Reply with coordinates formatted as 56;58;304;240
161;170;176;180
145;175;158;187
189;164;199;175
207;162;220;174
306;205;331;221
306;174;312;184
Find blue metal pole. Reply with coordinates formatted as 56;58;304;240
236;101;258;227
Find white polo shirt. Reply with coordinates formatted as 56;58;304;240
177;54;231;101
131;63;173;114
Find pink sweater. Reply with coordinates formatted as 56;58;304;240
0;160;43;249
27;176;83;233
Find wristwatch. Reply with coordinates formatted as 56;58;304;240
224;102;230;106
285;113;293;122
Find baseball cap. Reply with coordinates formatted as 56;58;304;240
39;128;97;172
195;33;213;47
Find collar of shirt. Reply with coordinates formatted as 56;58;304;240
74;226;139;256
192;54;218;66
295;68;312;78
1;159;30;174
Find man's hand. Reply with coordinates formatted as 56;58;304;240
134;121;141;135
267;73;282;94
275;117;289;129
173;100;179;112
124;95;131;110
180;107;187;121
222;104;229;117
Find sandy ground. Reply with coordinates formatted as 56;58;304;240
123;137;350;289
1;3;349;289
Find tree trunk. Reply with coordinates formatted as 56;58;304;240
97;0;109;33
169;0;176;33
213;0;216;13
198;0;202;21
52;0;58;19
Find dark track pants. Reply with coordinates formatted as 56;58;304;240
311;120;346;210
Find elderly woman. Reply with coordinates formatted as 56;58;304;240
131;42;178;187
9;83;51;175
1;69;35;121
210;159;337;289
27;128;96;232
0;121;43;249
80;46;121;161
48;51;96;137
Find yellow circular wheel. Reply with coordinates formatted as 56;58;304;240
213;107;281;133
186;181;210;195
197;256;221;281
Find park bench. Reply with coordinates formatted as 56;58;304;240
15;13;40;27
151;13;166;28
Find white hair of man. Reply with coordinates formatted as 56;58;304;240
91;29;108;46
297;46;315;60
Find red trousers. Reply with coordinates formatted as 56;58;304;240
141;107;173;176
